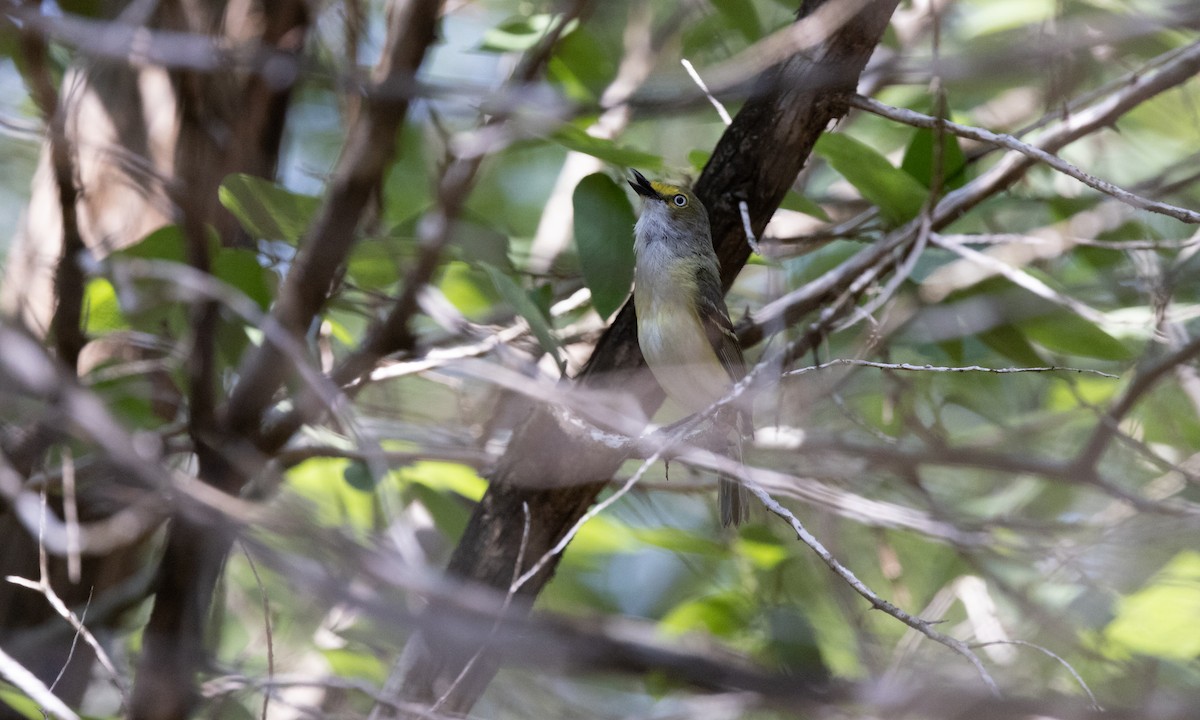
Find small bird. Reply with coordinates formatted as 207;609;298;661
627;169;748;526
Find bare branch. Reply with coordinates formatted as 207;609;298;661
849;94;1200;225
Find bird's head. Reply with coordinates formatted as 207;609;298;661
628;169;709;241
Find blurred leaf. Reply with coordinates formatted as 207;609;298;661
1104;551;1200;660
566;513;639;557
343;461;376;491
347;239;405;290
1021;312;1131;361
550;124;662;169
484;263;566;372
660;590;748;637
286;458;376;534
978;323;1045;367
901;124;968;190
764;606;829;676
323;647;388;682
479;14;578;52
572;173;635;318
219;173;320;244
709;0;760;41
780;188;832;222
0;684;43;720
83;277;127;333
688;149;711;172
439;260;500;319
396;461;488;501
115;224;189;262
634;527;725;556
548;28;615;102
814;132;928;225
738;532;789;570
212;247;272;311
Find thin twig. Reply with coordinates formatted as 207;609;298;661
970;640;1101;710
849;94;1200;225
241;546;274;720
785;358;1119;379
739;477;999;694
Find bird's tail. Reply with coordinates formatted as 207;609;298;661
718;473;747;527
718;415;748;527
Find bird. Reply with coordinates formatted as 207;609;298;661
627;169;748;526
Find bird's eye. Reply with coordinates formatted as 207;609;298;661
672;194;688;207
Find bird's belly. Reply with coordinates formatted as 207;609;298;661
637;303;733;414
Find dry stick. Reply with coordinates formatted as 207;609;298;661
785;358;1119;379
5;494;127;700
970;640;1101;711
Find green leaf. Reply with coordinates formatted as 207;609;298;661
814;132;928;226
1020;312;1131;361
116;224;189;262
347;239;405;290
322;648;388;682
978;323;1045;367
343;461;376;492
82;277;127;333
483;264;566;372
219;173;320;244
439;261;500;319
286;458;377;534
479;14;578;52
547;28;615;102
1104;551;1200;660
901;124;968;190
572;173;636;318
709;0;760;41
660;591;749;637
0;683;44;720
780;189;832;222
550;124;662;169
212;248;273;311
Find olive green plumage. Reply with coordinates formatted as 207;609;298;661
628;169;748;527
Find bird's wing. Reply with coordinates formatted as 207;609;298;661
696;285;746;383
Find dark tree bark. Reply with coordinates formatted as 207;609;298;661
391;1;902;715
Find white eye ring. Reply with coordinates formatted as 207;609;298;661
672;194;688;207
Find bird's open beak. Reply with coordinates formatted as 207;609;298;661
628;169;658;199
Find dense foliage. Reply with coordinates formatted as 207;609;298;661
1;1;1199;718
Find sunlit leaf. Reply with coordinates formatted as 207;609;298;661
82;277;127;333
1105;551;1200;660
479;14;578;53
660;591;748;637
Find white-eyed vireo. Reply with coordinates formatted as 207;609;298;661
628;169;749;526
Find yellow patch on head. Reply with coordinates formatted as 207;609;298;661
651;181;684;196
